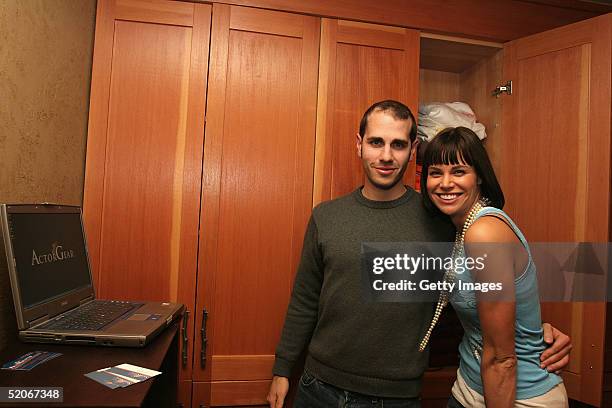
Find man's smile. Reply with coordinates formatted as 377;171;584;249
373;165;398;176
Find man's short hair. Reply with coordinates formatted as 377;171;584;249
358;100;417;142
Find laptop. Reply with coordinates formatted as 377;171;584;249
0;203;184;347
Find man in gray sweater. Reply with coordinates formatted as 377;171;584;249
267;100;570;407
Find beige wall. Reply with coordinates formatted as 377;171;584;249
0;0;96;205
0;0;97;350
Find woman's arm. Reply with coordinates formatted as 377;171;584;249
478;296;517;407
465;216;523;407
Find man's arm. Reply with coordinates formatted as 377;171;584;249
267;215;324;408
267;377;289;408
541;323;572;372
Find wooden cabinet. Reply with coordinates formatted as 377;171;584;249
500;15;611;407
83;0;211;406
418;14;611;407
193;3;319;405
84;0;611;406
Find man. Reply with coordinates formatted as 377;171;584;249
267;100;570;407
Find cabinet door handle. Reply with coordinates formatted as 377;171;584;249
181;310;189;368
492;80;512;97
200;308;208;368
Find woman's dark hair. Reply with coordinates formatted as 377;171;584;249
420;126;505;213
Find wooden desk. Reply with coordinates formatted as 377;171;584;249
0;321;179;407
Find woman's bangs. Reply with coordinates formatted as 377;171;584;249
426;138;473;167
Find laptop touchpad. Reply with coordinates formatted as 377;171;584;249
127;314;150;321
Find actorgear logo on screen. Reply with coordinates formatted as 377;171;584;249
31;242;75;266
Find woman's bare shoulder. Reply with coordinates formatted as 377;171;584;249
464;215;520;244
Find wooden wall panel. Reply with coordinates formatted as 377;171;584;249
210;355;274;381
501;14;611;406
459;51;503;178
205;0;606;42
418;69;460;103
83;0;211;386
314;19;420;205
115;0;195;25
194;4;319;405
194;380;270;406
214;28;302;354
99;19;192;300
504;46;585;238
420;34;501;73
177;379;192;408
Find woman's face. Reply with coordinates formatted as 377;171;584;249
426;160;480;225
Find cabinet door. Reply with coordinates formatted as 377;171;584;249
501;14;611;407
193;4;319;406
82;0;211;401
313;19;420;205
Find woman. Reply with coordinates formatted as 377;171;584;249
419;127;568;407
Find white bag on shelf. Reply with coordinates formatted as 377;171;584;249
417;102;487;141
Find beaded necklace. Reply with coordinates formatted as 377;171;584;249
418;197;489;352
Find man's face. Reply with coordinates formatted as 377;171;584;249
357;110;413;195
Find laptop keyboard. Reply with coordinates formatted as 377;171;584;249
39;300;140;331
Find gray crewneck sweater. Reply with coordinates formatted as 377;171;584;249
273;187;454;397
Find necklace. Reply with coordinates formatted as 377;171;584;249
418;197;489;352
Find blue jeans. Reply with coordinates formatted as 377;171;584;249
294;370;421;408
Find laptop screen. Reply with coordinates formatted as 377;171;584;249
6;210;92;309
